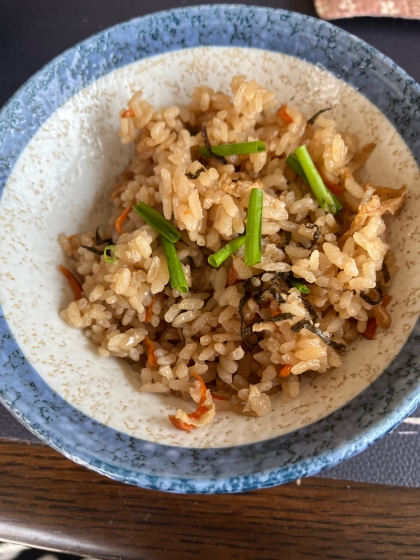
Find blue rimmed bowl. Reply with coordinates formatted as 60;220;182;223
1;5;420;493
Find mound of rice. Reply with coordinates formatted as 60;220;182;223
59;76;406;430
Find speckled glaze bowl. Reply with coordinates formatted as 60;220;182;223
1;6;420;493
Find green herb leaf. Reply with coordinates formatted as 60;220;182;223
104;245;117;264
132;202;181;243
208;235;246;267
245;188;263;267
160;235;189;294
290;279;310;294
198;140;266;158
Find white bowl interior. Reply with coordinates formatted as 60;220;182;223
1;46;419;448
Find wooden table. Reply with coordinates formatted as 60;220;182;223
0;437;418;559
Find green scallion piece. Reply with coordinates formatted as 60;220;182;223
285;153;307;182
295;145;338;215
286;153;342;214
208;235;246;268
104;245;117;264
245;188;263;267
133;202;181;243
198;140;266;158
160;235;189;294
290;279;310;294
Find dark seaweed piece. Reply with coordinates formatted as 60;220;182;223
81;245;103;256
307;108;332;126
252;312;294;328
382;262;390;284
95;227;113;246
299;296;318;322
292;319;348;353
267;285;286;304
305;223;320;248
281;231;292;251
239;273;292;348
241;324;258;349
201;126;226;164
186;167;206;180
360;283;383;306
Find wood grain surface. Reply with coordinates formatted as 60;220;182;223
0;439;419;559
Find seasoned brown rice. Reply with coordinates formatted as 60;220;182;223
59;75;406;430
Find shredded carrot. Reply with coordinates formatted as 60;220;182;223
121;108;135;118
272;308;282;318
145;294;160;323
143;336;158;366
116;205;132;235
315;165;344;196
211;392;229;401
169;415;196;431
277;104;294;123
363;317;377;340
382;293;392;308
324;178;344;196
169;374;210;432
59;264;83;300
226;264;237;287
188;404;209;421
279;364;293;377
192;372;207;405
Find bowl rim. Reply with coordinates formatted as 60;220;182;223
1;4;420;493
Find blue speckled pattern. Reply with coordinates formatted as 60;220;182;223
1;5;420;493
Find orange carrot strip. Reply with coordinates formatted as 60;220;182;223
169;415;196;431
279;364;293;378
363;317;377;340
187;404;209;421
277;105;293;124
192;372;207;405
323;178;344;196
315;164;345;196
143;336;158;366
226;264;237;287
169;374;210;432
382;294;392;308
272;308;282;318
145;294;160;323
116;205;132;235
121;108;135;118
59;264;83;300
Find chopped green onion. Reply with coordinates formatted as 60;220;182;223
290;279;310;294
286;153;342;214
198;141;266;158
160;235;189;294
285;153;307;182
295;145;338;215
133;202;181;243
329;191;343;213
245;188;263;267
104;245;117;264
208;235;246;268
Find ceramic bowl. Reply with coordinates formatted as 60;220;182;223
1;5;420;493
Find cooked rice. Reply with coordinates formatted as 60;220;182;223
59;76;406;428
